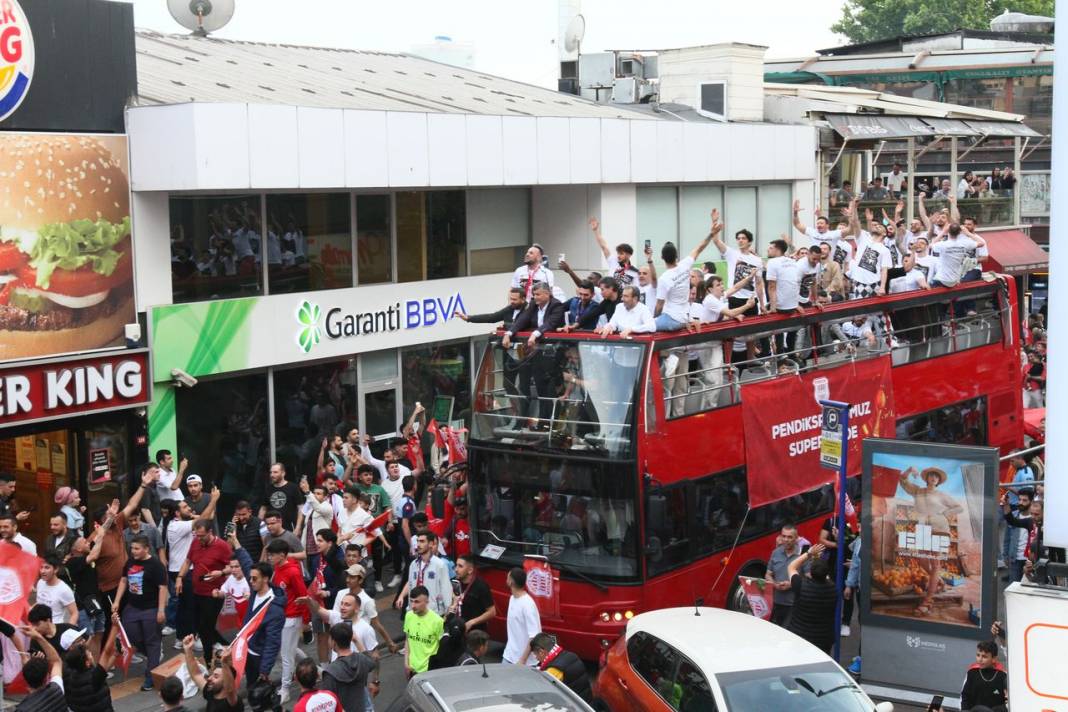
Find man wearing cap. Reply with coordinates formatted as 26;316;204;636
184;475;212;517
331;564;398;655
511;244;555;301
27;603;81;656
175;494;229;665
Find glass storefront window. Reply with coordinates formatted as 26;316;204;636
467;188;529;276
266;194;352;294
396;191;468;282
273;360;358;480
357;194;392;284
170;195;264;303
402;342;472;427
175;373;269;523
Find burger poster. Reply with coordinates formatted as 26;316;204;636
862;439;998;631
0;133;134;363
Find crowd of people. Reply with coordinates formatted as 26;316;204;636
829;165;1017;205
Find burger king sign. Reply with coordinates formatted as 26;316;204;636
0;0;32;123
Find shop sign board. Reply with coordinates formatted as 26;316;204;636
150;273;510;380
0;349;150;428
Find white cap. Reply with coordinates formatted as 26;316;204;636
186;474;203;485
59;628;87;650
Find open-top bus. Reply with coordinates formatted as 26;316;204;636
467;276;1024;660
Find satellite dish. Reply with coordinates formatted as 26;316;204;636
167;0;235;37
564;14;586;54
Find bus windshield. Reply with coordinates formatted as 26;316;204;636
472;339;644;459
469;449;639;581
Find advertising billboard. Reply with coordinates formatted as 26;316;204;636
0;133;134;363
862;439;999;631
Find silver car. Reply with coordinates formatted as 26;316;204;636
385;663;596;712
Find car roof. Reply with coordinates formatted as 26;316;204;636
625;607;835;674
410;664;593;711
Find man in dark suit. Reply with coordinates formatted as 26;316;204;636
455;287;526;329
501;282;565;422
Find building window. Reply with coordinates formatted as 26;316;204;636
402;342;472;427
266;193;352;294
467;188;530;275
697;81;727;121
273;360;358;480
174;373;269;523
357;194;392;284
396;190;468;283
169;195;263;303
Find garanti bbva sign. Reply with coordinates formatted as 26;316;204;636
150;274;506;380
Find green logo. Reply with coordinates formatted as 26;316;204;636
296;301;322;353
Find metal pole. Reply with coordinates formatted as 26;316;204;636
821;399;851;663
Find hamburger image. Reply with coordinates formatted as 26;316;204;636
0;134;134;360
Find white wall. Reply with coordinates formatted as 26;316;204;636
126;104;817;192
532;185;601;275
130;191;173;309
466;188;531;250
657;44;768;122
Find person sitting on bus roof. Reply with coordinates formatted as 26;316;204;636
566;277;620;332
930;223;986;289
599;286;655;339
561;281;597;331
654;209;723;331
557;257;603;303
833;315;878;351
816;243;847;304
502;282;565;350
889;252;931;295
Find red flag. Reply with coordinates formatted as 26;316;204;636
522;559;559;619
737;577;774;621
115;619;134;675
358;508;392;535
426;419;446;450
231;596;272;687
407;433;425;471
444;426;468;465
0;544;40;623
217;592;249;633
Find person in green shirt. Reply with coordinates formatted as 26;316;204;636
403;586;443;676
355;464;393;591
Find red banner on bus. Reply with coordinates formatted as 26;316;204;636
742;356;896;507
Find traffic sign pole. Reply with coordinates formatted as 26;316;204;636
820;399;850;663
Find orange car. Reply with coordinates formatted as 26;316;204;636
593;608;894;711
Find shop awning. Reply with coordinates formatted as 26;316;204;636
826;113;936;139
981;230;1049;275
920;118;981;136
965;120;1042;138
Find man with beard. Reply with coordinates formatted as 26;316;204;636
258;463;301;530
511;243;554;300
181;635;241;712
166;493;221;648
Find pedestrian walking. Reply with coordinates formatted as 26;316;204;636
320;623;376;712
112;535;167;691
502;567;541;666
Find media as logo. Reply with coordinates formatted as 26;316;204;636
0;1;34;122
295;301;322;353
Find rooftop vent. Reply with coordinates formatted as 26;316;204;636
990;10;1054;33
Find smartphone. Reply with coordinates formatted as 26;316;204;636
644;239;651;251
558;253;566;263
224;522;236;537
801;543;811;554
927;695;943;711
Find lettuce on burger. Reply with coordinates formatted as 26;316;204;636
0;134;134;359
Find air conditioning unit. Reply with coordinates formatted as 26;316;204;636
611;76;638;104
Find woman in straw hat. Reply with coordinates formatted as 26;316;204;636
899;466;963;616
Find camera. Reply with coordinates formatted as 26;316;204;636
170;368;198;388
248;680;281;712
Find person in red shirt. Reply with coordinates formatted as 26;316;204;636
445;498;471;559
266;538;309;704
175;489;229;664
292;659;341;712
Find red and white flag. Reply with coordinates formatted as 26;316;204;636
115;619;134;675
217;592;249;633
523;559;559;619
737;577;774;621
231;595;272;687
0;544;40;623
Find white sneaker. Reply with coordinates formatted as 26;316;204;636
841;625;852;637
387;575;402;588
161;626;175;636
193;638;203;652
279;688;289;706
131;654;146;664
374;581;384;593
173;640;183;651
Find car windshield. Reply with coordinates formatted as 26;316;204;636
452;693;581;711
716;661;874;712
469;449;639;581
472;339;644;459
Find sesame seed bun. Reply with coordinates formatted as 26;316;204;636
0;134;129;230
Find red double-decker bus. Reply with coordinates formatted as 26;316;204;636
468;277;1023;660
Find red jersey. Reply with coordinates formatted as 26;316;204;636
447;517;471;558
188;535;233;596
293;689;341;712
272;558;309;620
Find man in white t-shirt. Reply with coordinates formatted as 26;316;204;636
588;217;639;289
688;276;755;409
930;223;984;287
796;248;822;309
655;209;722;331
36;555;78;625
884;163;907;197
511;244;554;300
847;207;892;299
792;199;845;251
961;217;988;281
911;236;939;281
712;219;764;316
765;240;804;315
155;449;187;503
889;252;931;294
502;567;541;666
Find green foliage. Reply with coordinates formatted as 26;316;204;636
832;0;1055;45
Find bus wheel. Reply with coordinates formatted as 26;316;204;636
727;564;765;613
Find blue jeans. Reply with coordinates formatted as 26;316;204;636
1001;524;1018;566
654;313;686;332
1010;559;1027;583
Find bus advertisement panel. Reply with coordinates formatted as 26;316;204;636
862;439;999;632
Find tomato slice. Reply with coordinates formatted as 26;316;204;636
18;238;132;297
0;242;27;272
